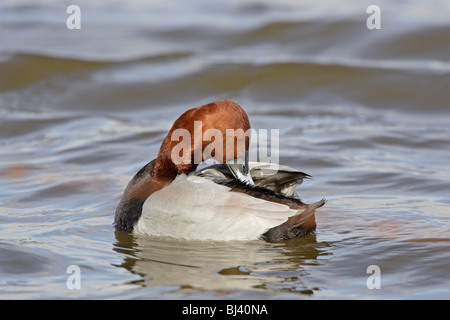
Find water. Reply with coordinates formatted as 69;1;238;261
0;0;449;299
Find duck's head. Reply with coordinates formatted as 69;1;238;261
153;100;254;184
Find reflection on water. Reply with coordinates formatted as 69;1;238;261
113;230;329;295
1;0;449;299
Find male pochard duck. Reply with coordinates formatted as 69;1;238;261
115;100;325;241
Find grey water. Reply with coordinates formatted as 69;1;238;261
0;0;449;299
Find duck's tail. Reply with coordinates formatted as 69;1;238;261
261;198;326;242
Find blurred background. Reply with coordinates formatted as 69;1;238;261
0;0;449;299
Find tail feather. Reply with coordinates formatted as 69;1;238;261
261;198;326;242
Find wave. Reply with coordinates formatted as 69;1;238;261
0;51;195;90
1;44;449;113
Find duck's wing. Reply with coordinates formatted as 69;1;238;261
195;162;311;199
196;162;313;211
194;163;326;242
195;163;234;181
249;162;311;199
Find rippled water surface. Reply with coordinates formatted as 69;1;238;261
1;0;449;299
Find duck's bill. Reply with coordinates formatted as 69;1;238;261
225;150;254;186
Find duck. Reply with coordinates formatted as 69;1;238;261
114;100;325;241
